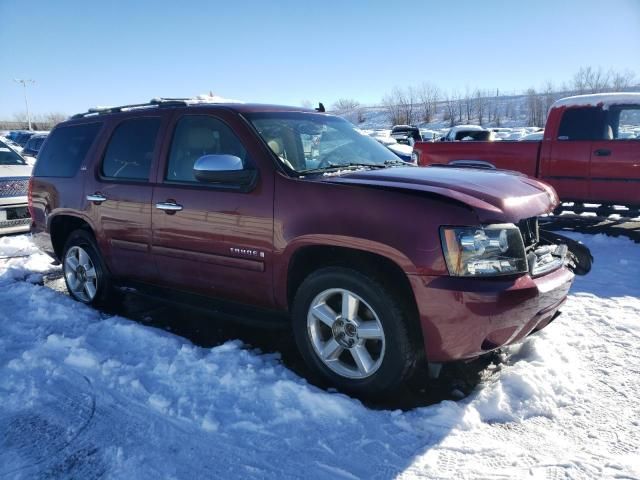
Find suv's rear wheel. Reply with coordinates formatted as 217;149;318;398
62;230;113;307
292;267;418;396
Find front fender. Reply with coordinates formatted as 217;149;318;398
273;234;418;309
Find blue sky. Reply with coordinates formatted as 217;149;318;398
1;0;638;117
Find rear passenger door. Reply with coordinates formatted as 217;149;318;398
589;106;640;204
85;114;165;282
151;110;274;309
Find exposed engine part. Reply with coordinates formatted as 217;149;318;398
539;229;593;276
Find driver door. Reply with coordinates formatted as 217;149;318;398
151;110;275;308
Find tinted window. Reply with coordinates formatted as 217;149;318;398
34;123;102;177
558;107;604;141
101;118;160;180
166;115;248;182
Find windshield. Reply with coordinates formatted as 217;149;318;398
0;142;26;165
246;112;400;173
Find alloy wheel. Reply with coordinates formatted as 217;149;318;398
307;288;386;379
64;246;98;302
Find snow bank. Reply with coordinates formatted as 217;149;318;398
0;233;639;478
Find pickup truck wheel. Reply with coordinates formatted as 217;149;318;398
62;230;113;308
292;267;417;396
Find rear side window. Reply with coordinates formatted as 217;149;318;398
34;123;102;177
101;117;161;180
557;107;604;141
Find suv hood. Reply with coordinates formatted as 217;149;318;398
0;164;32;178
321;166;558;223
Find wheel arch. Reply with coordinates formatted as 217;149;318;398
284;243;422;342
49;213;96;260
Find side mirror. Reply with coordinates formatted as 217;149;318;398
193;154;257;189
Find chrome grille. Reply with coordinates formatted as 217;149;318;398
0;177;29;198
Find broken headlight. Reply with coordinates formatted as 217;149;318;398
440;224;528;277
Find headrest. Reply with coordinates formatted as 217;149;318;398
605;125;613;140
268;138;283;156
187;127;217;150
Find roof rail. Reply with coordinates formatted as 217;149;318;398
70;98;189;119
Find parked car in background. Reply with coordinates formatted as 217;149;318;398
440;125;495;141
390;125;422;145
413;92;640;209
31;98;580;396
419;129;440;142
22;133;49;158
372;135;414;162
519;131;544;141
13;131;37;147
0;140;32;235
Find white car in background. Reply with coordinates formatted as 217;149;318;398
0;140;32;235
519;131;545;141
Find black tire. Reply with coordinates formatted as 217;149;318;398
292;267;418;396
62;229;115;308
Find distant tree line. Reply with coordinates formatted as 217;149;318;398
325;66;637;129
1;112;68;131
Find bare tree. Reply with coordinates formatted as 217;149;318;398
542;81;556;117
463;87;473;123
332;98;360;111
332;98;365;124
573;66;613;94
443;92;457;127
44;112;67;126
525;88;545;127
417;83;440;124
474;89;490;126
611;70;635;91
382;87;418;125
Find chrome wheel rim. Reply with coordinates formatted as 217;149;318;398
64;246;98;302
307;288;386;379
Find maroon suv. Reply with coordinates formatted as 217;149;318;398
30;98;577;396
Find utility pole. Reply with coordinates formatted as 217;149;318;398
14;78;35;130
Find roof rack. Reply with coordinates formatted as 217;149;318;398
70;98;190;119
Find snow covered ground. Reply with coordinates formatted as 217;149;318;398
0;233;639;479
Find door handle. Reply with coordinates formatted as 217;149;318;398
86;193;107;204
155;201;183;213
594;149;611;157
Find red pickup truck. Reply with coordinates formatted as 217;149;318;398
413;93;640;210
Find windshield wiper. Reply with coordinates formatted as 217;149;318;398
298;162;386;174
384;159;415;167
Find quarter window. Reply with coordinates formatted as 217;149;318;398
166;115;248;183
607;107;640;140
101;117;161;180
34;123;102;177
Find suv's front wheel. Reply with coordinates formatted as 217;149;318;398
62;230;114;307
292;267;418;396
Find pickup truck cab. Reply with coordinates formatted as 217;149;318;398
413;92;640;209
31;98;577;396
